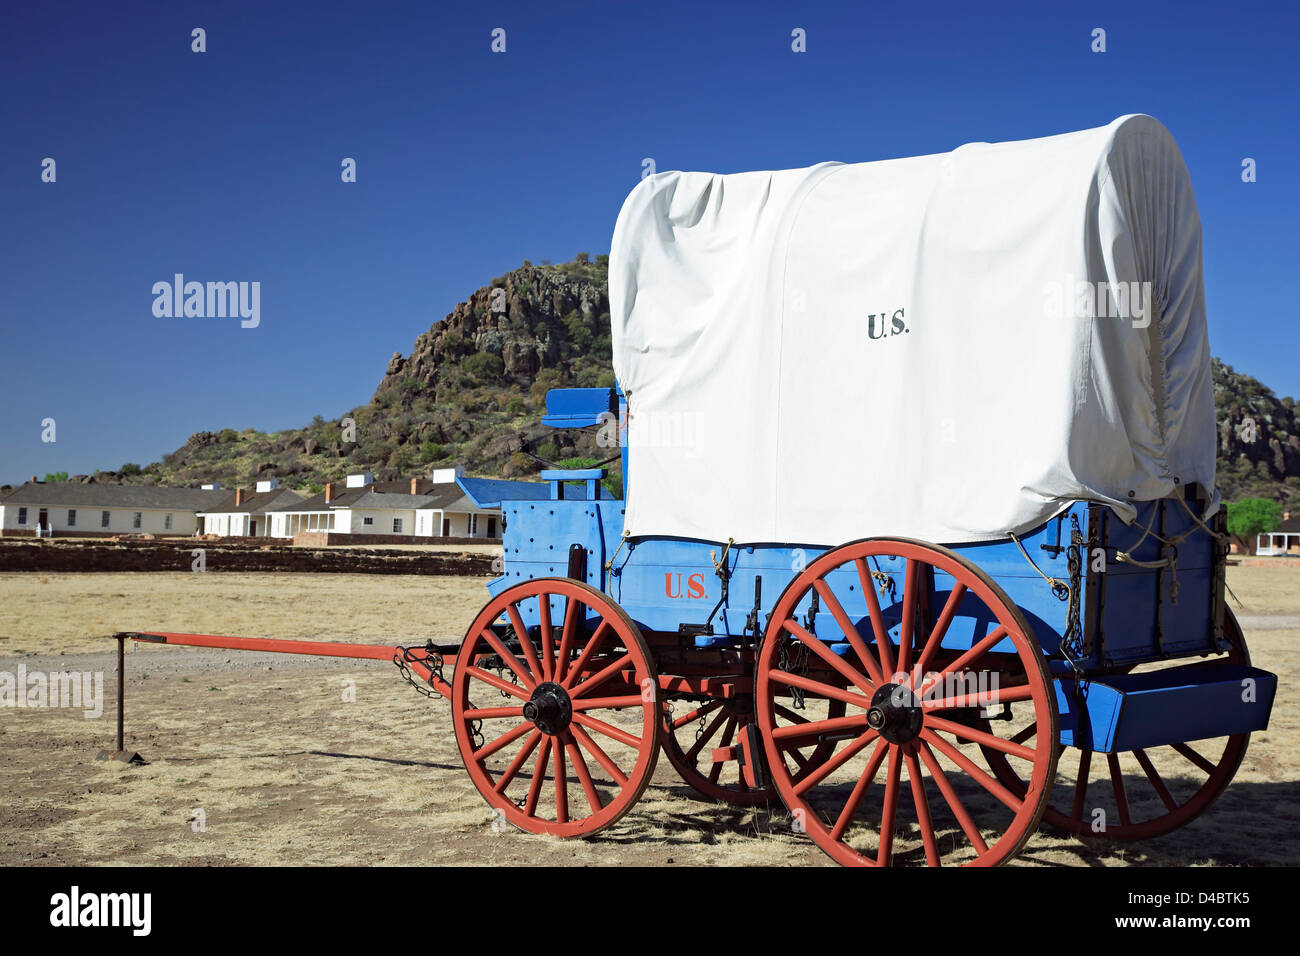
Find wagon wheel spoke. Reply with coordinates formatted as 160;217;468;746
537;594;555;683
768;669;873;709
923;681;1035;712
569;653;633;699
463;705;526;720
1132;748;1179;812
854;558;896;678
904;745;940;867
524;736;553;817
562;620;613;690
572;712;643;750
479;626;536;691
896;558;920;678
1070;748;1092;822
920;730;1023;812
493;729;543;794
476;721;535;763
570;722;628;787
1171;741;1217;775
911;582;967;683
916;738;988;854
1106;753;1132;827
830;737;889;842
877;745;903;866
916;625;1009;699
813;577;885;687
685;708;730;763
563;732;604;814
1009;723;1037;746
793;728;879;796
553;738;568;824
708;717;739;784
926;714;1036;761
465;665;531;702
784;617;875;696
555;596;584;684
770;713;869;744
504;603;545;685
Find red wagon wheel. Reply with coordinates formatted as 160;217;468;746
756;538;1058;867
660;695;846;805
451;579;660;837
982;608;1252;840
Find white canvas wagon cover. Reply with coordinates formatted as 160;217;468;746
609;114;1216;545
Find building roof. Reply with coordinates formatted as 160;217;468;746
201;487;305;515
456;476;552;508
345;490;443;510
1267;515;1300;534
271;482;479;514
0;482;226;511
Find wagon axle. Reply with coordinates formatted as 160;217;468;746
523;682;573;735
865;683;924;745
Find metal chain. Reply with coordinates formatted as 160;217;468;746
1060;515;1086;675
392;644;444;700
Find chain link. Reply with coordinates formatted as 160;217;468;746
392;643;444;700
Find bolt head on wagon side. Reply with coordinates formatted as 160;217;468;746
455;114;1276;865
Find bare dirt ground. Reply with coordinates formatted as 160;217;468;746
0;566;1295;867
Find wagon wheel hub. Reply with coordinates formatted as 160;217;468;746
866;683;924;745
523;681;573;735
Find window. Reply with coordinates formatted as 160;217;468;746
101;511;111;528
67;510;77;527
392;517;403;533
164;513;173;530
132;512;142;529
363;516;374;527
17;507;27;525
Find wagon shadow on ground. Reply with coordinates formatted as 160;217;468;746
1019;777;1300;867
578;778;1300;866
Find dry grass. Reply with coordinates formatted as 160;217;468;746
0;564;1295;866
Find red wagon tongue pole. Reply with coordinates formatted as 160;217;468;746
117;631;454;698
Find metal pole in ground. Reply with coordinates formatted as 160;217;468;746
116;633;125;752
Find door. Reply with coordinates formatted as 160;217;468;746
38;508;48;534
250;519;258;536
487;516;497;538
442;518;450;537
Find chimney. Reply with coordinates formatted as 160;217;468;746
235;488;246;506
29;475;38;484
1285;512;1292;522
410;477;434;495
325;482;336;503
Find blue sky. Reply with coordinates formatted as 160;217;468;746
1;0;1296;485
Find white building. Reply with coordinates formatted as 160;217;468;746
0;481;227;537
196;479;305;537
1256;513;1300;556
268;469;554;540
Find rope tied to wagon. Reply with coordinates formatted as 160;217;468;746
604;530;631;572
1010;519;1085;676
1008;531;1071;601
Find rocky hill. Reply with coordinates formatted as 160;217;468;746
16;253;1300;511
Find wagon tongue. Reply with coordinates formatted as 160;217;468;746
523;681;573;736
865;683;924;745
